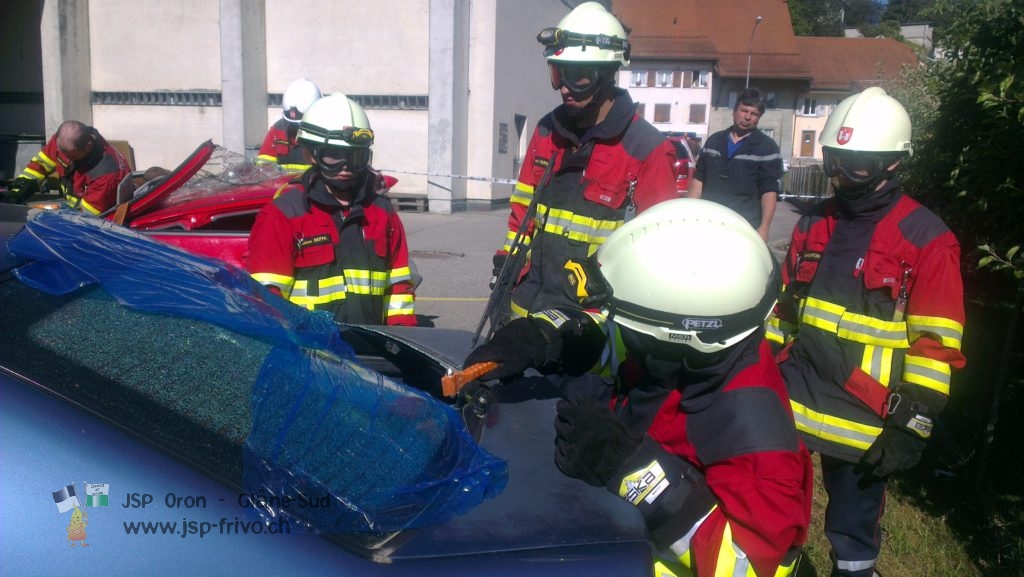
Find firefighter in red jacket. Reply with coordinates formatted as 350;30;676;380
257;78;322;171
247;93;416;326
6;120;133;214
767;88;966;577
467;199;812;577
492;2;678;318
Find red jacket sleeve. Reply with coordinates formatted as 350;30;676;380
635;138;682;213
691;449;812;577
247;202;297;296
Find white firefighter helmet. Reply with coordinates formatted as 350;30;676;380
820;87;912;155
597;198;780;354
539;1;630;67
281;78;322;123
297;93;374;150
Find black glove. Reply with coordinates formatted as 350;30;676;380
5;177;40;203
860;384;946;479
489;253;507;290
554;398;642;486
463;315;562;380
554;399;719;549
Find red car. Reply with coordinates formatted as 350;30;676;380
22;140;398;270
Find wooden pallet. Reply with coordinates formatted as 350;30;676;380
388;193;428;212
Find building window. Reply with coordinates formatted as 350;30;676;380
765;92;777;109
636;103;646;118
654;103;671;123
688;104;706;124
802;98;818;116
630;70;646;87
655;70;673;87
681;70;709;88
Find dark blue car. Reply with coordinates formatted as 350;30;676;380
0;204;651;577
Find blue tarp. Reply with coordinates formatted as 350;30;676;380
7;211;507;532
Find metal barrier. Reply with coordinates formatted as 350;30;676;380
780;158;831;201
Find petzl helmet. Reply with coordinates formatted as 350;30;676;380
597;198;780;355
297;93;374;150
820;87;912;155
281;78;322;123
538;1;630;67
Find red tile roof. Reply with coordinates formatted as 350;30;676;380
613;0;919;87
796;37;919;91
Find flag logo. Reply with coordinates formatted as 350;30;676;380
52;484;81;514
85;483;110;507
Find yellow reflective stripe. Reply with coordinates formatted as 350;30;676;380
790;399;881;451
277;162;311;172
387;293;415;317
860;344;894;386
836;310;909;348
509;299;529;320
342;269;389;295
23;167;48;180
801;297;844;333
255;154;278;164
903;354;951;394
389;266;412;284
665;505;718;568
803;297;910;348
536;203;621;245
765;317;786;345
502;228;534;253
32;150;58;172
77;198;101;215
906;314;964;350
290;276;348;308
250;272;295;297
510;182;533;207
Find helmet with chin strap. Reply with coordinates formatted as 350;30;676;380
538;2;629;100
597;198;780;357
820;87;912;195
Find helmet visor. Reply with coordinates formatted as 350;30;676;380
548;63;613;98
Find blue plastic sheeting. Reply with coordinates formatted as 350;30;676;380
6;211;508;533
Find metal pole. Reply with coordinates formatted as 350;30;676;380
746;16;763;89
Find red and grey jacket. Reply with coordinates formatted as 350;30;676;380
246;170;416;326
768;184;966;462
597;333;812;577
20;129;133;215
256;119;311;172
501;88;678;318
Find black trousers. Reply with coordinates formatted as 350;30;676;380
821;454;887;577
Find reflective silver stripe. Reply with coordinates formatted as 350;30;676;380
837;311;909;348
389;266;412;284
906;314;964;349
666;507;716;560
861;344;893;386
734;151;783;163
791;401;880;450
903;354;952;393
836;557;877;572
536;203;621;245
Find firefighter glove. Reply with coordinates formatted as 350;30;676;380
463;312;563;380
489;253;508;290
860;384;946;479
554;398;641;487
5;177;39;203
554;399;720;550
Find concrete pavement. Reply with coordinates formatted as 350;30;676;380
402;200;804;333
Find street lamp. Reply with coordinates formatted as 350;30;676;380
745;15;763;89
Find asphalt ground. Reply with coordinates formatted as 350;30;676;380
403;200;805;333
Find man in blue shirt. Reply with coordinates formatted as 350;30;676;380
687;88;783;241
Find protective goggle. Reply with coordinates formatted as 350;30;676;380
822;147;900;184
536;27;630;60
312;146;372;176
548;62;614;97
